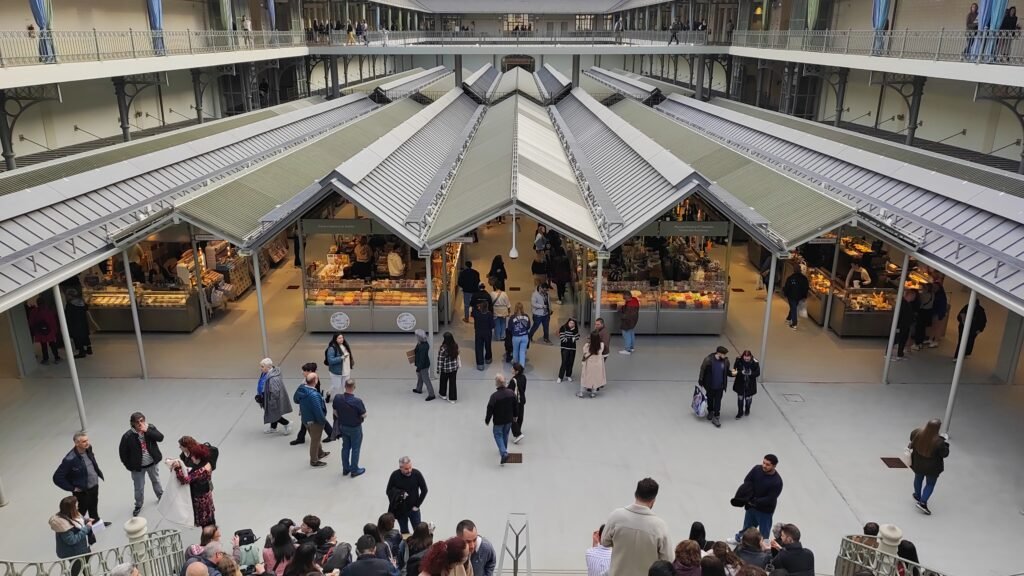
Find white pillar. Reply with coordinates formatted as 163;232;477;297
882;253;911;384
823;229;842;331
425;250;434;352
54;285;88;431
758;254;777;377
122;250;148;380
252;252;270;359
943;289;976;435
594;255;604;326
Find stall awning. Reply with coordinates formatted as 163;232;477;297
176;98;423;248
608;98;854;253
329;89;484;250
552;88;705;250
584;67;662;104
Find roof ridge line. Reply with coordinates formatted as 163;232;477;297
546;101;612;245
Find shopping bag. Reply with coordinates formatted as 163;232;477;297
157;460;193;526
899;447;913;468
798;299;808;318
691;385;708;418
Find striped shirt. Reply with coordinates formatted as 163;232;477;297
585;545;611;576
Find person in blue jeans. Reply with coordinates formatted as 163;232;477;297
908;418;949;515
509;303;531;366
484;375;519;466
528;285;552;344
781;268;809;329
332;379;366;478
734;454;783;542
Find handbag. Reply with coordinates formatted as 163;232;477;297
691;385;708;418
899;446;913;468
798;299;808;318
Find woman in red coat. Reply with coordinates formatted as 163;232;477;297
28;298;60;364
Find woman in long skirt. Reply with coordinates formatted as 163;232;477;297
173;441;216;527
578;332;606;398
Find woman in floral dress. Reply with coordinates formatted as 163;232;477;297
173;441;215;527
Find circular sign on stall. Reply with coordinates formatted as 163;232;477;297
396;312;417;331
329;312;351;331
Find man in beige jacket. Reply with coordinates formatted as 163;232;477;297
601;478;672;575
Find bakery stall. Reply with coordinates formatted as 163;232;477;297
828;286;897;337
301;216;460;333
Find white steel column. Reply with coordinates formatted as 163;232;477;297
54;285;88;431
122;250;148;380
298;222;308;332
943;289;977;435
594;255;604;326
252;251;270;359
758;254;777;376
823;228;843;331
882;252;911;384
425;250;435;352
189;225;208;327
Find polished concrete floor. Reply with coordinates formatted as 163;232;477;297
1;220;1022;576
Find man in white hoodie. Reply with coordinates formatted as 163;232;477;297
457;519;496;576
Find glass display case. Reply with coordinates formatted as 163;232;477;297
85;287;201;332
592;281;659;334
829;287;896;337
804;267;835;327
586;278;727;335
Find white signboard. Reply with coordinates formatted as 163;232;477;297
396;312;417;331
329;312;351;331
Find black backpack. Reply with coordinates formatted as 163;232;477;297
204;442;220;470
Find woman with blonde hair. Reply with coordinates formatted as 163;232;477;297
908;418;950;515
578;332;606;398
671;540;701;576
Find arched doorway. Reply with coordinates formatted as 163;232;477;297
501;55;535;73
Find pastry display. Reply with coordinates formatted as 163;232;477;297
808;268;833;295
659;290;724;309
844;289;895;311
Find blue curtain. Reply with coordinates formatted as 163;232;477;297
871;0;891;30
267;0;277;30
974;0;1008;59
146;0;166;54
29;0;55;62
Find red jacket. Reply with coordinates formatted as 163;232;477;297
28;305;59;344
620;297;640;330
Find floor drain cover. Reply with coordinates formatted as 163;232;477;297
782;394;805;403
506;453;522;464
287;285;300;290
881;457;908;469
509;286;521;291
732;288;745;292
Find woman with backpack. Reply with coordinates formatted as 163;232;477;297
325;333;354;400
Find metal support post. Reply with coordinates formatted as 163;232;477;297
454;55;463;85
758;254;777;377
594;256;604;326
571;55;580;87
723;223;734;308
425;250;434;352
834;68;849;127
190;69;204;124
122;250;148;380
252;251;270;359
823;228;842;331
497;513;533;576
0;89;16;170
882;253;911;384
943;290;977;435
54;285;88;432
112;77;132;142
905;76;926;146
298;221;308;332
329;56;340;99
189;226;208;327
694;55;706;100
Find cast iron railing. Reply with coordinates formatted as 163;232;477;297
0;529;184;576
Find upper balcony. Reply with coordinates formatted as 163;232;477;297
0;27;1021;89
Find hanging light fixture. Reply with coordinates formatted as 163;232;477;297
754;6;763;15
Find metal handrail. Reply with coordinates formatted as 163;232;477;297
835;536;949;576
0;529;184;576
1;27;1021;69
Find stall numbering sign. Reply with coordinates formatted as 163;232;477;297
396;312;417;331
329;312;351;331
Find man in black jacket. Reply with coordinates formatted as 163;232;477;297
485;375;520;467
781;267;810;329
341;535;393;576
698;346;731;428
118;412;165;517
53;432;110;526
386;456;428;534
955;301;987;358
458;261;481;322
733;454;783;543
771;524;814;576
893;289;920;360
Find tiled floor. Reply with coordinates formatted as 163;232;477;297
0;219;1021;576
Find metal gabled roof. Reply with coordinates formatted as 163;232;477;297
535;64;572;104
613;69;696;98
463;64;500;103
668;95;1024;315
342;68;426;96
177;99;422;247
374;66;452;102
711;98;1024;200
492;67;544;105
330;90;483;249
552;88;702;249
584;67;661;104
0;94;379;313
